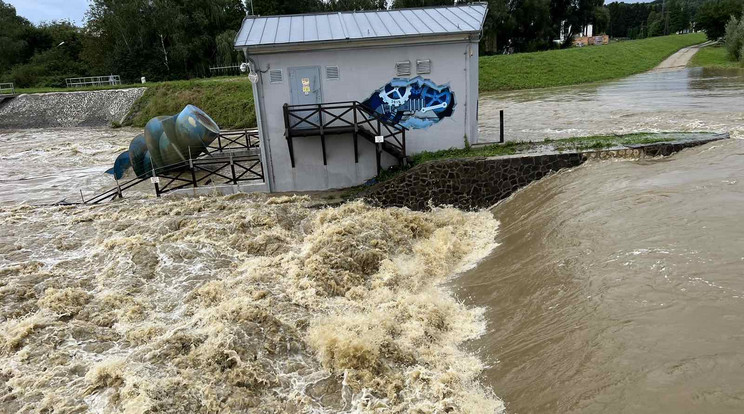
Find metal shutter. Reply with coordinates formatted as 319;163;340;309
269;69;283;83
326;66;340;80
416;59;431;74
395;61;411;76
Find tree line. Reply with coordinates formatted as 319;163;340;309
1;0;742;88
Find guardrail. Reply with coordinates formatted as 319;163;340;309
0;82;15;95
65;75;121;88
81;129;262;204
283;101;407;174
209;64;243;76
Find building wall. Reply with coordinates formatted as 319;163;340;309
249;40;479;192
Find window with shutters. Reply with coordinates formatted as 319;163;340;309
395;61;411;76
325;66;340;80
416;59;431;74
269;69;283;84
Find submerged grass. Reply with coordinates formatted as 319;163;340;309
688;45;743;69
480;33;706;91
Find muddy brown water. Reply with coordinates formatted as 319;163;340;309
479;67;744;142
456;139;744;413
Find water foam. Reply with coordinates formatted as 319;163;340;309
0;195;503;412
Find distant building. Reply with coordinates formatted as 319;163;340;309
555;22;609;47
233;3;487;192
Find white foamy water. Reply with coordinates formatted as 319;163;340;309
0;190;503;412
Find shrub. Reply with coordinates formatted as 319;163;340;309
724;15;744;61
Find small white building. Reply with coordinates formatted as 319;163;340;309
234;3;487;192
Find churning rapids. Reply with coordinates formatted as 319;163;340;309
1;65;743;413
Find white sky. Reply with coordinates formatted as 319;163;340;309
7;0;656;27
7;0;90;25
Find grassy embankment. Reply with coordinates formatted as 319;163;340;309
13;33;706;129
688;44;743;68
480;32;706;91
123;78;255;129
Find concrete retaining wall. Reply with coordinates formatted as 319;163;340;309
0;88;145;129
363;137;725;210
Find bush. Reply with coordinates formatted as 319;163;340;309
724;15;744;61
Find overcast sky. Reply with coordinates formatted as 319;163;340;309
8;0;657;27
7;0;90;25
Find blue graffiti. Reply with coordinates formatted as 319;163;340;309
362;77;455;129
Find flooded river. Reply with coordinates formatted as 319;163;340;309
1;64;743;412
458;139;744;413
479;67;744;142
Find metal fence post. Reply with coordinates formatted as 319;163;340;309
500;109;505;144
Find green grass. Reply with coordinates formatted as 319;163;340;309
480;33;706;91
688;45;743;69
11;34;707;129
123;78;255;129
371;133;678;186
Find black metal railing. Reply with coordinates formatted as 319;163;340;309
82;129;263;204
283;101;407;172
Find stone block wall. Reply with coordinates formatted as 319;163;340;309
363;137;724;210
0;88;145;129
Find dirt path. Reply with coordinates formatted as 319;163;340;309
651;40;715;72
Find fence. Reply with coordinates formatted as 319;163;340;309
0;83;15;95
283;101;407;174
209;65;243;77
82;129;262;204
65;75;122;88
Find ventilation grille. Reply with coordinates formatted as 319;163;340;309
395;61;411;76
416;59;431;74
269;69;283;83
326;66;340;80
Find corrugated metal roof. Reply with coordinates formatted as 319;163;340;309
234;3;488;50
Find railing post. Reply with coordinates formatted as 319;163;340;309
376;142;382;176
402;129;407;160
284;103;295;168
244;131;250;149
189;147;197;188
230;152;237;184
352;102;359;163
217;133;223;152
151;167;160;198
500;109;505;144
318;103;324;136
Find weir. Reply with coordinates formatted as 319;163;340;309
364;133;728;210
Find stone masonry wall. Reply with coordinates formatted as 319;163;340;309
364;138;724;210
0;88;145;129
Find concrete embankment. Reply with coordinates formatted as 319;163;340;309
364;134;727;210
0;88;145;129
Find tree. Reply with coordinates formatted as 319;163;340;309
696;0;744;40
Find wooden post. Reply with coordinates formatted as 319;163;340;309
352;102;359;163
376;143;382;176
230;152;237;184
115;178;123;199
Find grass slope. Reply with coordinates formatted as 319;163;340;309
124;78;255;129
688;45;742;68
480;33;706;91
